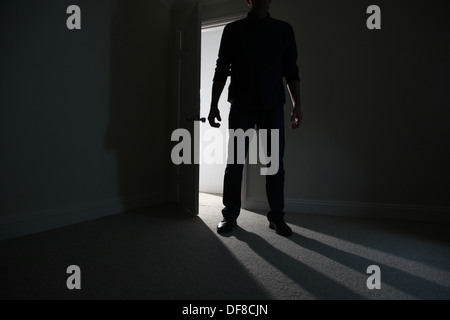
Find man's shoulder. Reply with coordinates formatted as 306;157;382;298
223;15;293;32
224;17;247;29
270;17;294;30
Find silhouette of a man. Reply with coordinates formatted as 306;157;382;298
208;0;302;237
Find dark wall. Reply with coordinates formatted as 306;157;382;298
0;0;172;237
107;0;172;211
245;0;450;210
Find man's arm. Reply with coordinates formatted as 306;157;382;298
287;80;302;129
208;24;232;128
208;80;226;128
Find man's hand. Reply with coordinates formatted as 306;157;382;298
208;106;222;128
287;80;302;129
290;106;302;129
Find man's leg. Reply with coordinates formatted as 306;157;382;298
222;163;244;222
219;107;254;233
259;108;291;236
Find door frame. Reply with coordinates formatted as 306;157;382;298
173;1;202;215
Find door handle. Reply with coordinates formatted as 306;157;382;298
187;115;206;123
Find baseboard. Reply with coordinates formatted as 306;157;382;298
199;185;223;195
0;192;167;241
245;197;450;223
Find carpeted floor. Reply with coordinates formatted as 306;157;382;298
0;193;449;300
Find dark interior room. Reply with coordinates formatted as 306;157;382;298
0;0;449;303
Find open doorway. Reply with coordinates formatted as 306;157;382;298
199;24;228;196
198;15;244;208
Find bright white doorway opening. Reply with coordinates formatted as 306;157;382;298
199;24;229;196
199;15;246;210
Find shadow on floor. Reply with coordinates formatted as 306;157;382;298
245;207;450;299
0;203;271;300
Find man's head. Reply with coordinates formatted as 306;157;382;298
245;0;272;16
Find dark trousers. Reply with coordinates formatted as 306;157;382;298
222;107;285;222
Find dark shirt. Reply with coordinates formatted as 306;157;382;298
213;13;300;110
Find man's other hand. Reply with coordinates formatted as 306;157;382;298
290;106;302;129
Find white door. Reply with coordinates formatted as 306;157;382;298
176;2;201;215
